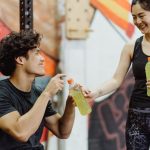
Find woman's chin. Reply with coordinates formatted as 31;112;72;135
139;27;150;34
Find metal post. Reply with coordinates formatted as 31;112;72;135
20;0;33;31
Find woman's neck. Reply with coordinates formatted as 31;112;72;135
144;34;150;42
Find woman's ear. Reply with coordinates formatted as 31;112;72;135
15;56;25;65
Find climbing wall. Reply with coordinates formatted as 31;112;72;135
65;0;95;39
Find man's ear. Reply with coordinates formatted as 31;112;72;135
15;56;25;65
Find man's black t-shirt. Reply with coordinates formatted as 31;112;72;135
0;78;56;150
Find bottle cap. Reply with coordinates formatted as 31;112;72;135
148;57;150;62
67;78;74;84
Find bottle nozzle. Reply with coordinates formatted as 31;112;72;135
67;78;74;84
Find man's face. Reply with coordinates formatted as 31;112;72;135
23;47;45;76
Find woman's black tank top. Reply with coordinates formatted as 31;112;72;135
130;36;150;108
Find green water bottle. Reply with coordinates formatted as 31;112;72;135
145;57;150;96
67;79;92;115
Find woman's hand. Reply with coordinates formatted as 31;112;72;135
79;85;97;102
85;90;100;100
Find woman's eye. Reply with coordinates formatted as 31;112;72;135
139;16;144;18
132;16;136;20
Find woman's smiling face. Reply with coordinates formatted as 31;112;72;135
132;2;150;34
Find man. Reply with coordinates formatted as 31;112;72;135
0;30;75;150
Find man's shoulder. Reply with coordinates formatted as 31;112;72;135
0;76;9;80
0;77;9;84
0;78;10;92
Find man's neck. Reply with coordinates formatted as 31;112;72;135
9;71;35;92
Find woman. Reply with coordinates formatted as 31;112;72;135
86;0;150;149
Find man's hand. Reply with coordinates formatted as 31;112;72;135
67;95;76;107
146;80;150;89
44;74;66;97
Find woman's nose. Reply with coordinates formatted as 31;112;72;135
136;17;142;24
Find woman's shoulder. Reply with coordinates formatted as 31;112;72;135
122;38;142;59
121;40;135;57
125;36;143;49
125;40;136;49
123;36;143;59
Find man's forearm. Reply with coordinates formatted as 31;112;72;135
59;100;75;138
16;92;51;140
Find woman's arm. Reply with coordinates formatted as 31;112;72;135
87;42;135;99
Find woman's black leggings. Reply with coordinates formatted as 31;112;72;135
126;108;150;150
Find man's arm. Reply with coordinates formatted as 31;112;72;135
0;74;65;142
0;91;50;142
44;96;75;139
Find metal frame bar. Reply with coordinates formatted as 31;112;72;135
20;0;33;31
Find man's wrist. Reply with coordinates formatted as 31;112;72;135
42;90;53;100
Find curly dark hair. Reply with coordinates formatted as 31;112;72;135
131;0;150;11
0;30;41;76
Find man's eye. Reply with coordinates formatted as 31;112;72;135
36;51;40;54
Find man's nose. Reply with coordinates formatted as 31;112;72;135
40;54;45;62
